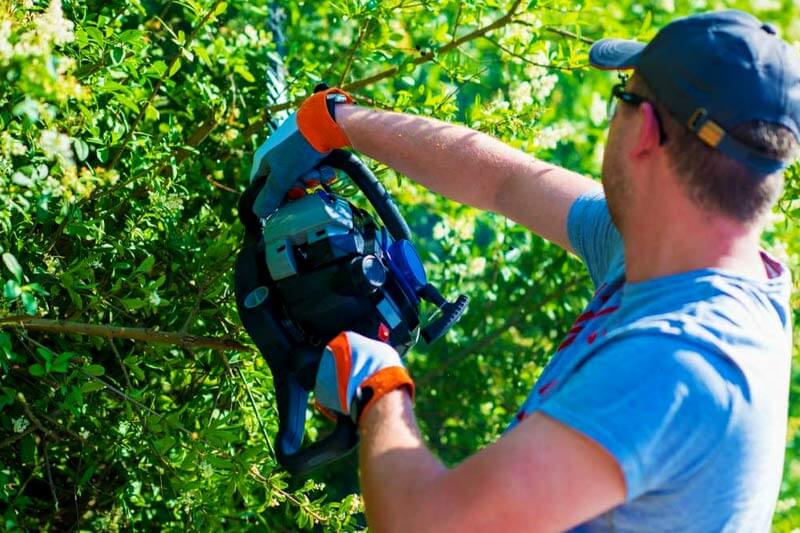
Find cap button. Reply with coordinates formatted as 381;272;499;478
761;23;777;35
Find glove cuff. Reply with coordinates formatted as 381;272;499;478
296;88;353;152
354;366;415;425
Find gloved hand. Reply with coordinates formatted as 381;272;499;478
249;87;353;218
315;331;415;425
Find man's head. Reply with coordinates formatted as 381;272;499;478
592;10;800;230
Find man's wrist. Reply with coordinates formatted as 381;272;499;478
333;103;359;138
358;387;413;433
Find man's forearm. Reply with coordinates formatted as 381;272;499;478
358;390;446;531
337;105;512;212
335;105;598;251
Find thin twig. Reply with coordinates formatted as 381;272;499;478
249;467;326;523
109;338;132;391
450;1;463;42
235;367;276;458
206;174;238;193
101;0;526;196
482;36;583;71
43;440;59;512
179;253;236;335
338;19;372;86
18;393;55;439
37;411;86;445
512;21;596;45
0;424;36;449
0;316;251;352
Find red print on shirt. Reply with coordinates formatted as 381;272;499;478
556;299;618;352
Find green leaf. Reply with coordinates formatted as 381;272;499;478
136;256;155;274
73;138;89;161
84;364;105;376
121;298;145;310
109;47;126;65
80;381;105;393
20;435;35;463
0;333;11;353
155;436;176;454
3;280;21;299
20;292;37;315
169;58;182;77
2;253;22;282
29;363;46;377
145;104;159;122
36;347;53;364
193;44;212;65
52;352;74;373
234;65;255;83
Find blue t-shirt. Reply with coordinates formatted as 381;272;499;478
506;192;792;532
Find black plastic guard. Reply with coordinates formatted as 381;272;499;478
234;241;359;475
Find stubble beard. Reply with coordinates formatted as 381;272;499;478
601;147;630;233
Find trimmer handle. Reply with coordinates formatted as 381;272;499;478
274;376;359;475
321;149;412;242
421;294;470;344
234;242;358;475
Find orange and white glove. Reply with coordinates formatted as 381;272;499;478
314;331;415;425
249;87;354;217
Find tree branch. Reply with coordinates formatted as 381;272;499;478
338;19;373;86
0;316;250;352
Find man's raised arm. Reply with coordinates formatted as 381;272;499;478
337;105;600;253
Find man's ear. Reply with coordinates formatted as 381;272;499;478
629;102;661;159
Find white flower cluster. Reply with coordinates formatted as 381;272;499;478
0;0;74;62
0;21;12;59
432;221;449;240
40;129;74;168
37;0;75;46
524;51;559;102
535;122;576;151
0;156;11;178
236;23;270;47
0;132;27;157
432;216;474;241
468;256;487;276
589;92;608;126
656;0;676;13
749;0;781;10
12;417;30;433
509;81;533;111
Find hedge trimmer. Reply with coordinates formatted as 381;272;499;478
234;148;468;475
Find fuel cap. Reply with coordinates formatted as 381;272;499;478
388;240;427;292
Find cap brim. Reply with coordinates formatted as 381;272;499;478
589;39;645;70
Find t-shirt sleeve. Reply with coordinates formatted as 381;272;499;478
537;335;735;500
567;191;624;287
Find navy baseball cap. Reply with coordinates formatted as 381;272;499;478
590;10;800;175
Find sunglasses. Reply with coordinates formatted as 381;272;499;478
607;81;669;145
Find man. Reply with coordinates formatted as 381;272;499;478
249;10;798;531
